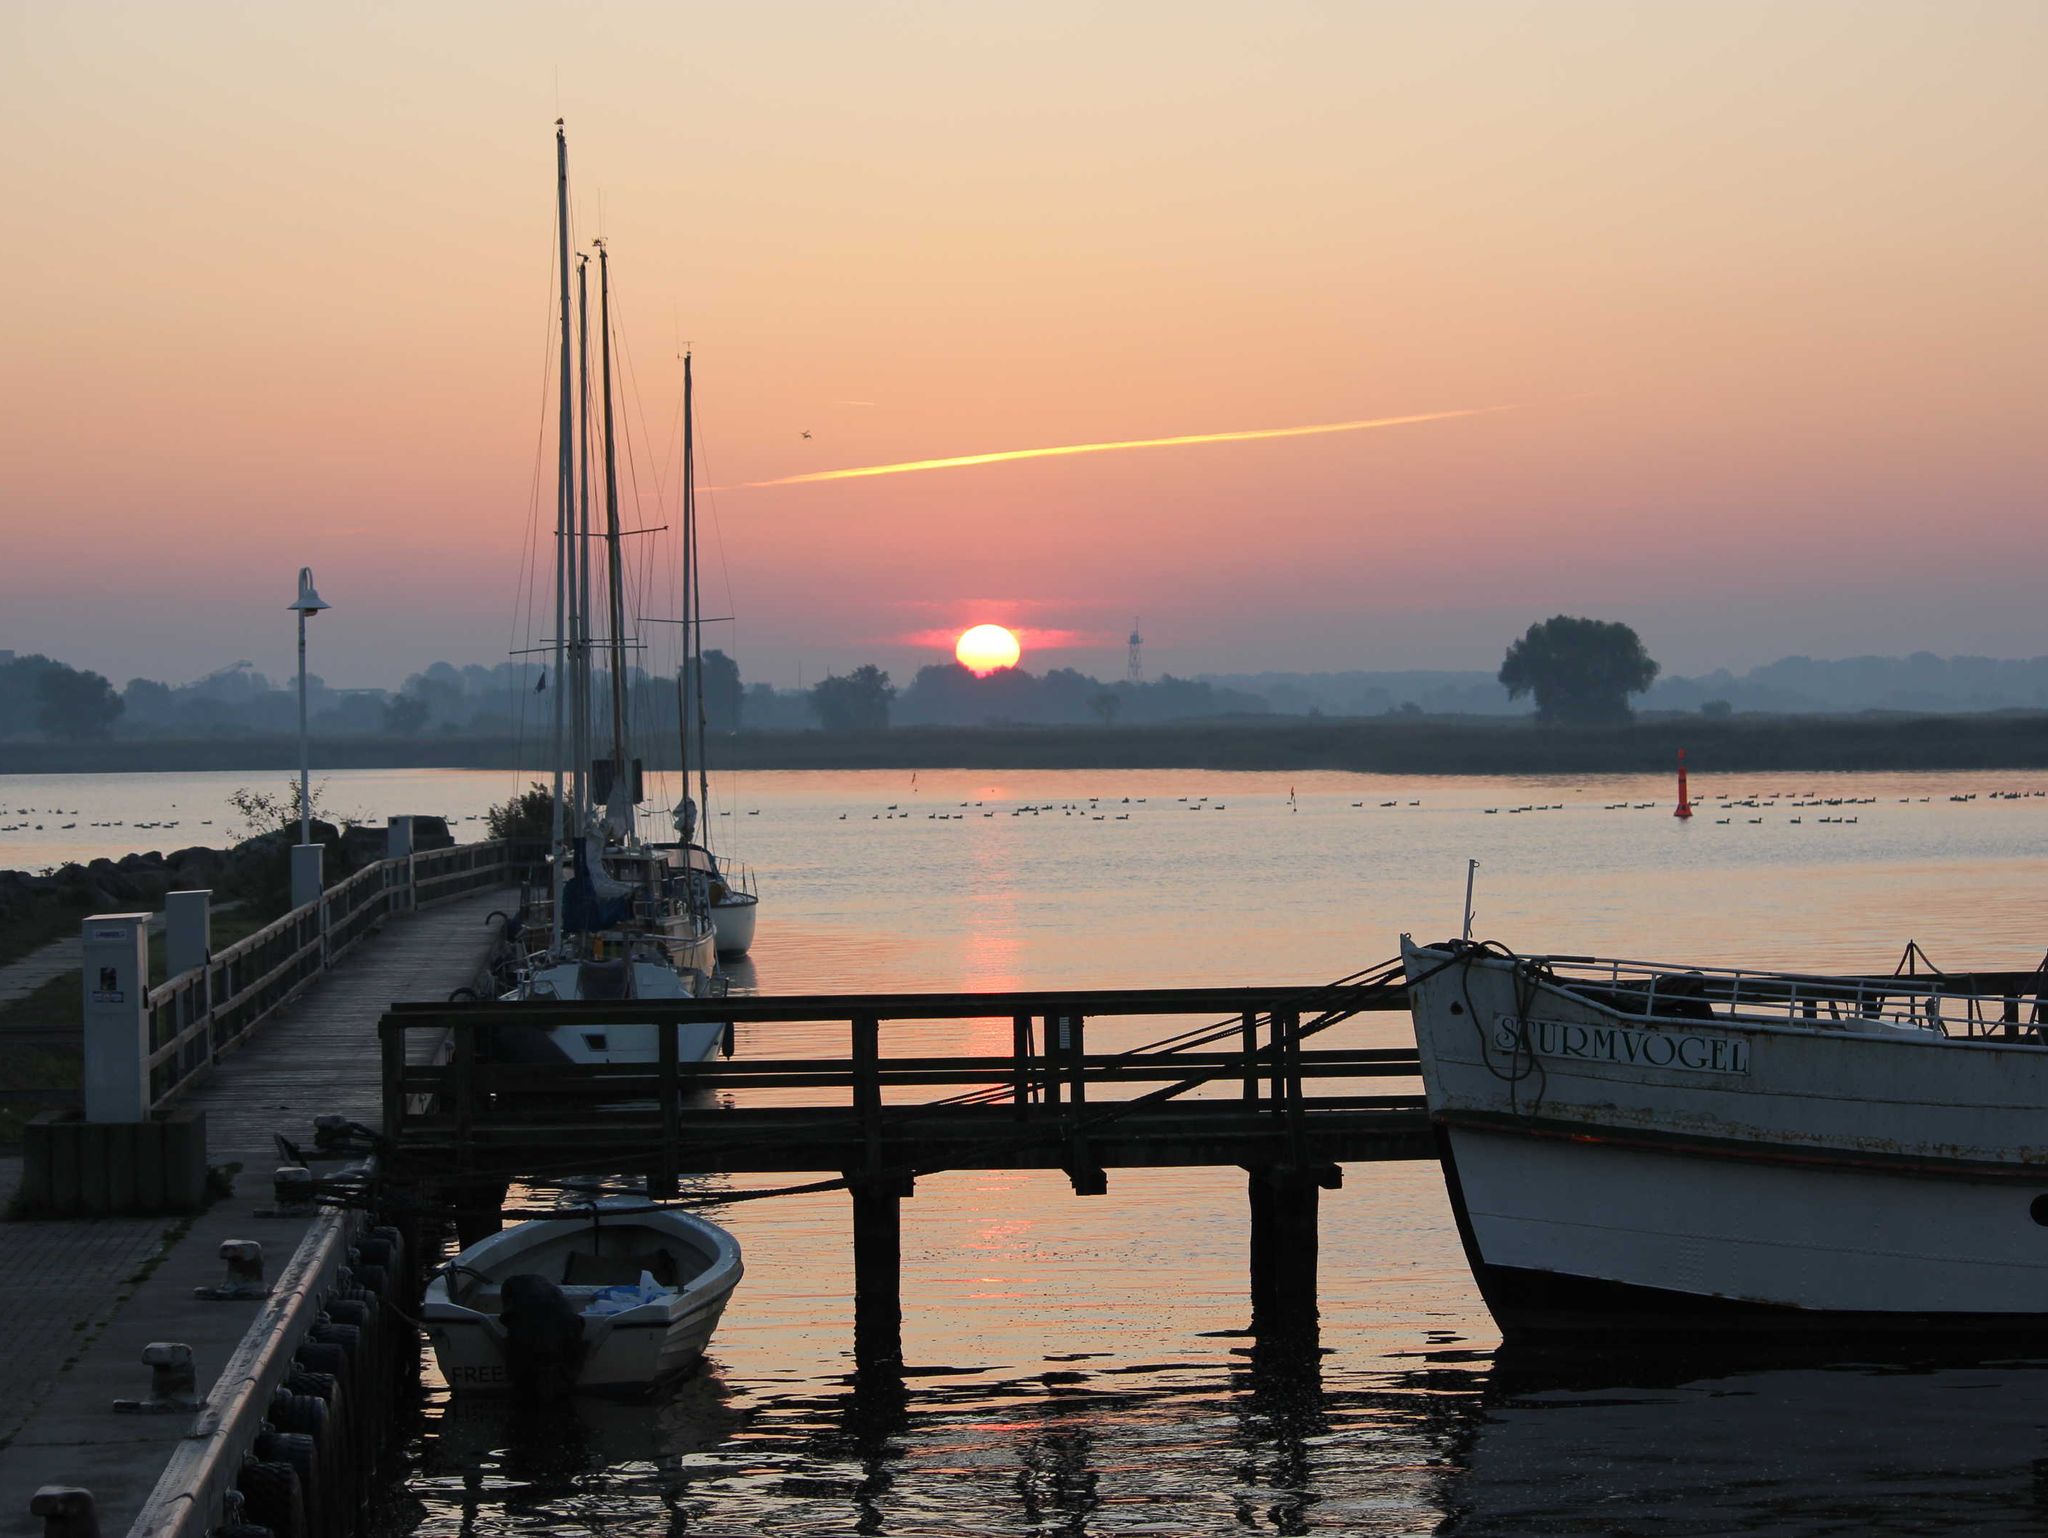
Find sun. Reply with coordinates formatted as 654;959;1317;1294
955;623;1022;676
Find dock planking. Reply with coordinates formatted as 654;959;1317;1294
0;887;515;1538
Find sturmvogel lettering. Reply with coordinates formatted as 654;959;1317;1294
1493;1015;1750;1075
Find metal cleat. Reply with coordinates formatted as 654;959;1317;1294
29;1486;99;1538
255;1165;314;1218
194;1240;270;1300
112;1343;198;1413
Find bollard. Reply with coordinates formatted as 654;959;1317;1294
29;1487;99;1538
195;1239;270;1300
260;1165;315;1218
113;1343;198;1413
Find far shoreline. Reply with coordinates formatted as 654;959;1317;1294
7;712;2048;777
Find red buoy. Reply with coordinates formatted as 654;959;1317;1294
1675;748;1693;819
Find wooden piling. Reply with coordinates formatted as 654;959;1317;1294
1247;1166;1321;1334
849;1178;904;1367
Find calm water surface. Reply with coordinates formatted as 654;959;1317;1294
17;765;2048;1533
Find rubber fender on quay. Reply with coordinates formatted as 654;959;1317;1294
238;1459;307;1538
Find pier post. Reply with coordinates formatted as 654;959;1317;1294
386;816;415;912
1247;1166;1325;1336
849;1178;906;1367
80;914;150;1123
164;889;211;980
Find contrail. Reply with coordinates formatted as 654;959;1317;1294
719;404;1510;490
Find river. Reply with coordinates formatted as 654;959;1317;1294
14;764;2048;1533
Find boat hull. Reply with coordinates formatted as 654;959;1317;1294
422;1209;743;1396
1405;941;2048;1338
710;895;757;957
424;1283;737;1395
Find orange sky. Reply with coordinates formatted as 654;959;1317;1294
2;2;2044;689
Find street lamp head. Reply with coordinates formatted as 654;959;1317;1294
288;567;330;616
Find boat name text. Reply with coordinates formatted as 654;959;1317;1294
1493;1016;1750;1075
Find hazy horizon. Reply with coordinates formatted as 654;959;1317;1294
4;3;2043;690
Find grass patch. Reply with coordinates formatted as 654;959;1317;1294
0;894;99;968
0;1043;81;1145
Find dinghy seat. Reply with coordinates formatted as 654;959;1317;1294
563;1248;680;1288
576;958;637;1000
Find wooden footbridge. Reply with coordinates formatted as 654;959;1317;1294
374;973;1432;1361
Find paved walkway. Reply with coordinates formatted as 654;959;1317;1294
0;889;511;1536
0;934;94;1008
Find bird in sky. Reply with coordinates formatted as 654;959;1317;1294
801;430;812;439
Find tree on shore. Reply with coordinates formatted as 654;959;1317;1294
810;665;894;732
34;665;123;738
1499;617;1659;725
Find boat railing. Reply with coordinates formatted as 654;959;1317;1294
1526;952;2048;1041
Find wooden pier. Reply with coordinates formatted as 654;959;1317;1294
376;977;1432;1362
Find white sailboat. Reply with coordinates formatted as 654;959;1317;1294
1403;936;2048;1340
653;351;761;959
493;124;721;1067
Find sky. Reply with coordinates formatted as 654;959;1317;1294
2;2;2044;692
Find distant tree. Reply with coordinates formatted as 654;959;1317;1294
810;665;894;732
121;676;177;725
1088;690;1122;725
35;664;123;738
1499;617;1659;725
397;669;466;727
684;649;743;733
1701;699;1733;719
382;694;430;734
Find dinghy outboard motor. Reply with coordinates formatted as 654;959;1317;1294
499;1273;586;1399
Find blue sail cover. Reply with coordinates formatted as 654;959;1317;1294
561;841;635;933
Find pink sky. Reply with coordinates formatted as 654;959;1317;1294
2;2;2044;691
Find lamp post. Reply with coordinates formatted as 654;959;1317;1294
288;568;330;845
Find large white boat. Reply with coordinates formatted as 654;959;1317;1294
1402;936;2048;1340
422;1206;743;1396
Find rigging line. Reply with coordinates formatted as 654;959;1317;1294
508;220;565;804
608;276;672;504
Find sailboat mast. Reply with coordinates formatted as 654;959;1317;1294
573;254;593;834
547;122;573;952
597;242;631;811
677;352;694;817
687;354;711;828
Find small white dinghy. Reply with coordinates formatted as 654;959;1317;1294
422;1207;742;1397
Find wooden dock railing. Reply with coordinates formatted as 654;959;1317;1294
377;981;1430;1192
140;835;538;1112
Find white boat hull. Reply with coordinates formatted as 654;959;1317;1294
500;957;727;1067
1404;940;2048;1337
422;1209;743;1396
710;895;757;958
425;1280;735;1394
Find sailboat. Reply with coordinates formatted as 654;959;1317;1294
492;123;723;1069
653;352;761;959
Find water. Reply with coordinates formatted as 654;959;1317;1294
17;764;2048;1532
